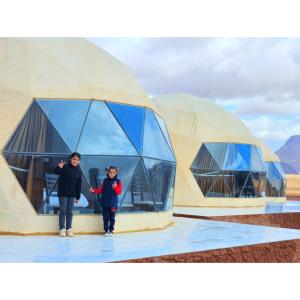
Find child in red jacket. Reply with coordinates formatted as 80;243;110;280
89;166;122;237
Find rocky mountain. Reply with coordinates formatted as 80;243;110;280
276;135;300;174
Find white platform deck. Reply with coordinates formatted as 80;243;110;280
1;217;300;263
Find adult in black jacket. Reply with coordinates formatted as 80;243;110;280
54;152;82;237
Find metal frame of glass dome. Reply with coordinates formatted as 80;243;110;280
2;99;176;215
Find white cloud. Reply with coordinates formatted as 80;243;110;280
241;115;300;150
88;37;300;150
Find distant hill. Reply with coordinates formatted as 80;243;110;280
276;135;300;174
280;162;299;174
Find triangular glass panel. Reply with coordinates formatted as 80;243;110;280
191;144;220;171
192;171;220;197
206;173;232;197
3;154;70;213
267;162;282;180
77;100;138;155
119;159;156;212
273;162;285;179
4;101;71;154
251;146;266;172
37;99;91;151
205;143;228;169
266;177;283;197
79;155;139;203
107;102;145;153
251;171;266;196
236;144;251;165
240;172;255;197
143;158;176;211
142;109;175;162
223;144;249;171
154;112;175;155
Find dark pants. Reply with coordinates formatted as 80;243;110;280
59;197;75;230
102;206;116;233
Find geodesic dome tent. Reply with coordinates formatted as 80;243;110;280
0;38;175;234
152;93;286;208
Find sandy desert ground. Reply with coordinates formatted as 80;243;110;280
286;174;300;199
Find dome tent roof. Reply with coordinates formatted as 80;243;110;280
152;93;283;207
152;93;279;165
0;38;175;234
0;37;155;149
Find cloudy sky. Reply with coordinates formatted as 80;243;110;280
88;38;300;151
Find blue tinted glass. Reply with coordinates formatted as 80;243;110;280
251;146;266;172
37;99;91;151
205;143;228;169
266;162;285;197
273;162;285;178
4;101;70;154
223;144;249;171
236;144;251;165
143;158;176;211
143;109;175;162
119;160;156;213
107;102;144;153
267;162;282;180
79;155;139;202
154;113;175;155
77;101;138;155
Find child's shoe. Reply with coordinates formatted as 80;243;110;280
104;232;110;237
108;231;114;237
66;229;75;237
59;229;66;237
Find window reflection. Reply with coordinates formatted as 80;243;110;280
119;160;156;212
266;162;286;197
191;143;268;198
3;99;176;214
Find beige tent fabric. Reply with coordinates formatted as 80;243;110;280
0;38;173;234
152;93;285;207
0;37;156;150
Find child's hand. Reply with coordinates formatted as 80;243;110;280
89;188;95;193
112;182;117;189
58;160;66;168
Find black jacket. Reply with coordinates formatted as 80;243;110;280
54;163;82;199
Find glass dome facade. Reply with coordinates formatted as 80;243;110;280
190;143;267;198
266;161;286;197
3;99;176;214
